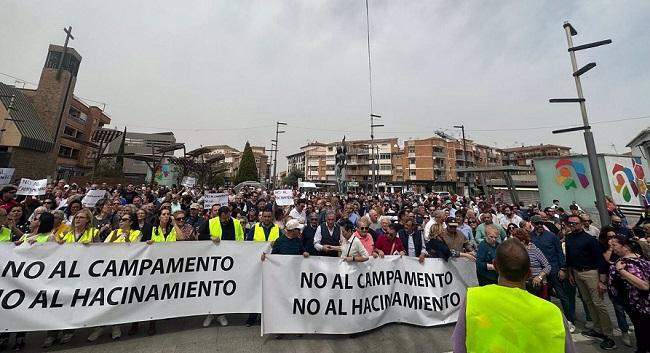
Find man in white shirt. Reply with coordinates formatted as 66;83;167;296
499;205;523;229
288;199;307;224
423;210;446;240
334;220;369;262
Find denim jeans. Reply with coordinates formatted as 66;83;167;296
611;299;630;333
547;271;575;323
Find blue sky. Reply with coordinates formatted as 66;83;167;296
1;1;649;169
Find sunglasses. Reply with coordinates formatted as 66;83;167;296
43;201;52;204
120;218;131;222
359;227;369;230
175;217;185;222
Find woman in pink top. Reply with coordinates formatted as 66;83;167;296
354;217;374;255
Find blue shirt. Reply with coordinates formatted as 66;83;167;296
458;224;473;241
476;241;498;282
529;230;565;273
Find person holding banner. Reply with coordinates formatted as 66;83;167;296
313;211;341;257
51;210;70;241
146;208;177;243
332;219;369;262
173;210;196;241
104;212;142;243
16;211;55;244
203;206;244;242
452;238;575;353
246;209;280;242
60;209;100;243
373;223;405;257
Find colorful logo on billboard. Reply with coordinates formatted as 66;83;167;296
611;157;648;203
555;159;589;190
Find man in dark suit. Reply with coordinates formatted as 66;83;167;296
398;218;426;263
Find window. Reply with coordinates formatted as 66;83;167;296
380;164;392;171
63;126;77;138
379;153;391;160
58;145;80;159
408;146;415;153
409;158;415;164
68;107;81;119
409;171;416;176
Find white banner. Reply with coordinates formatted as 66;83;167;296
203;193;229;209
0;241;268;331
82;189;107;208
16;178;47;196
181;176;197;187
0;168;15;186
262;256;478;334
274;189;294;206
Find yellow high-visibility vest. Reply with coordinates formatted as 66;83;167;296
105;229;142;243
253;223;279;242
466;284;566;353
0;227;11;242
150;226;176;242
208;217;244;241
61;228;99;243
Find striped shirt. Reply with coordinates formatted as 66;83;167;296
528;243;552;279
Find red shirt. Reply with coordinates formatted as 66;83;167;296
0;199;18;211
374;234;405;255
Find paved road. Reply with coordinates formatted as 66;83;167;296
7;313;636;353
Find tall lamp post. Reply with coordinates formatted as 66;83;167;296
453;125;470;197
271;121;287;189
549;21;611;226
370;114;383;193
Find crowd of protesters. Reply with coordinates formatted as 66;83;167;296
0;180;649;352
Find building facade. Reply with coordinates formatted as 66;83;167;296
0;44;111;180
198;144;268;184
105;131;177;179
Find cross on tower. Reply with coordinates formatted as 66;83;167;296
56;26;75;81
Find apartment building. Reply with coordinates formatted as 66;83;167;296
198;144;268;184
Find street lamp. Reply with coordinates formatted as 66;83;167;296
272;122;287;189
370;114;383;193
453;125;470;197
549;21;611;226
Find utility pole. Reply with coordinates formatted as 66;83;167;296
267;143;277;189
454;125;470;197
549;21;611;226
271;122;287;189
371;114;383;193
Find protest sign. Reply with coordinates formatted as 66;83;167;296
181;176;197;187
16;178;47;196
0;168;15;186
274;189;294;206
203;193;229;209
262;256;478;334
82;189;107;208
0;241;268;331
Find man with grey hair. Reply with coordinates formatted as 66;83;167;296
368;209;381;231
313;210;341;257
423;210;446;240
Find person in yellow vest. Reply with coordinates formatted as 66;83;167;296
104;212;142;244
0;208;12;242
204;206;244;242
51;210;70;242
243;208;279;327
59;209;99;244
15;211;55;245
144;208;177;244
129;208;176;337
84;212;142;343
201;205;244;328
451;238;575;353
245;209;280;242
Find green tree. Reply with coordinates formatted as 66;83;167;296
282;168;304;188
92;160;123;178
234;142;259;184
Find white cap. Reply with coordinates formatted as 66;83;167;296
285;219;304;231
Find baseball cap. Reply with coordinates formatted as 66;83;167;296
285;219;304;231
190;203;201;210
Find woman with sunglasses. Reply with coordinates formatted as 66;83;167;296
85;212;141;342
173;210;196;241
63;199;82;225
60;209;99;243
